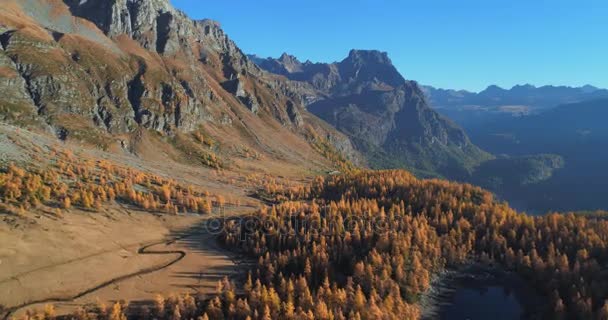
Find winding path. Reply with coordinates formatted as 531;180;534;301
1;224;224;320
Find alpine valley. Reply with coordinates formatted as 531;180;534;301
1;1;608;320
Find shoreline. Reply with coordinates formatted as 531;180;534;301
418;263;544;320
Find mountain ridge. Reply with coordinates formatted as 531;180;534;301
250;51;492;177
423;83;608;109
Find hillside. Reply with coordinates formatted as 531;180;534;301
250;51;492;178
0;0;359;173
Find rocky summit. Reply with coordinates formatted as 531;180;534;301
251;50;492;177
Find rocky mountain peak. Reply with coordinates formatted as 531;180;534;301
345;49;392;65
198;19;222;33
279;52;298;62
277;52;303;73
477;85;508;98
510;84;536;92
252;50;405;90
64;0;179;51
62;0;129;36
517;83;536;89
251;50;491;176
338;49;405;89
63;0;223;56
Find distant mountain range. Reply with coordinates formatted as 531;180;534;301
423;82;608;212
423;84;608;128
250;52;492;178
424;84;608;109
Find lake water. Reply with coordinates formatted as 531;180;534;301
439;285;523;320
419;265;540;320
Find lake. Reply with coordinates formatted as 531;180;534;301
439;285;522;320
420;265;542;320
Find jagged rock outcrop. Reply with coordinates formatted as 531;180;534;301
63;0;133;37
222;77;259;114
252;50;492;177
0;0;360;165
250;53;304;76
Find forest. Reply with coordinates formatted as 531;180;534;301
9;170;608;320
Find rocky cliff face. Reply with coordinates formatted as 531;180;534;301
252;50;492;177
0;0;359;165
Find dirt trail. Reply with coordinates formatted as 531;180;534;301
1;216;244;320
2;239;183;320
0;241;153;287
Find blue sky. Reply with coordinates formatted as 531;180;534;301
171;0;607;92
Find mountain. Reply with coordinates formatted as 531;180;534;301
425;83;608;109
423;83;608;212
250;53;576;209
468;98;608;212
423;84;608;128
0;0;587;210
0;0;360;171
250;51;492;178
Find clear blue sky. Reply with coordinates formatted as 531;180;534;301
171;0;607;92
